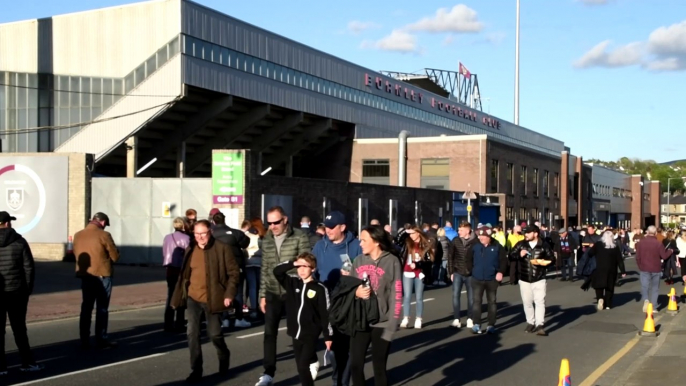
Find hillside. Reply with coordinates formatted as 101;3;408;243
586;157;686;193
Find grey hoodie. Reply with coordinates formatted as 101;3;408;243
352;251;402;341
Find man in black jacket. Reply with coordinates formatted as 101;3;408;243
447;222;478;329
555;228;578;281
0;211;44;375
509;224;555;336
212;212;251;328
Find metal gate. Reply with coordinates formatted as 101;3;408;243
91;178;212;265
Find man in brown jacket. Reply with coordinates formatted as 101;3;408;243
73;212;119;350
171;219;240;383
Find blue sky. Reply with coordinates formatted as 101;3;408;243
3;0;686;162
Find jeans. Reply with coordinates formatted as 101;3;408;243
0;290;35;369
471;279;498;327
452;273;473;320
263;292;286;377
245;267;261;310
519;280;547;326
80;276;112;344
165;267;184;329
640;271;661;308
349;328;391;386
331;328;351;386
561;256;575;280
186;297;230;373
402;275;425;318
440;261;448;283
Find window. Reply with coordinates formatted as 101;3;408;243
519;207;526;222
421;159;450;190
362;160;390;185
531;208;538;222
490;160;499;193
507;163;514;195
506;207;514;220
554;172;559;197
532;168;539;197
520;166;527;196
543;171;549;197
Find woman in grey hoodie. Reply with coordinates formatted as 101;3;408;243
349;225;402;386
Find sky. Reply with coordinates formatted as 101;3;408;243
3;0;686;163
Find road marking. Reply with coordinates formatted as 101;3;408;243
11;353;167;385
237;326;287;339
578;335;640;386
411;298;435;305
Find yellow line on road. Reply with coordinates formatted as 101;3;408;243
578;335;640;386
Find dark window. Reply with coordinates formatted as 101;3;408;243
554;172;559;197
533;168;539;197
519;207;526;222
490;160;499;193
362;160;390;185
507;163;514;195
520;166;527;196
506;207;514;220
543;170;549;197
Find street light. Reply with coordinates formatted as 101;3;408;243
514;0;520;125
666;177;686;226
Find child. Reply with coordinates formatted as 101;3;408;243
274;252;333;386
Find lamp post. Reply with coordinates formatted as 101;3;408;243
514;0;520;125
666;177;686;226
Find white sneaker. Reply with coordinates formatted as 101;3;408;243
451;319;461;328
234;319;252;328
597;299;604;311
466;318;474;328
255;374;274;386
222;319;230;328
309;361;320;380
400;317;409;328
414;318;422;329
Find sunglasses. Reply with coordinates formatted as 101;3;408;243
266;218;284;226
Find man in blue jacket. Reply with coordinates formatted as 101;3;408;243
467;225;507;335
312;211;362;386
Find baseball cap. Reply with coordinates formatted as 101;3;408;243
0;211;17;223
476;225;492;236
523;224;540;234
92;212;110;226
209;208;221;217
323;211;346;228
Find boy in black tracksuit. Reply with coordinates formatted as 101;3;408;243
274;253;333;386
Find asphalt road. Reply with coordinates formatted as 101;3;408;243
3;258;661;386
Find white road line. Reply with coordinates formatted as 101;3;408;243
411;298;435;305
10;353;167;386
236;326;287;339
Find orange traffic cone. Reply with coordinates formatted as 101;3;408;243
558;358;571;386
682;284;686;303
667;287;679;315
638;302;659;337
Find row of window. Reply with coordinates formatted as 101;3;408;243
592;183;631;199
505;207;551;222
491;159;559;198
181;34;561;157
361;159;450;190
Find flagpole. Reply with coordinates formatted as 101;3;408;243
514;0;520;125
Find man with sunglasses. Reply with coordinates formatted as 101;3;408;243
255;206;311;386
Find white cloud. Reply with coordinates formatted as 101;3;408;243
361;30;420;53
442;34;455;46
406;4;483;33
574;19;686;72
573;40;643;68
347;20;381;35
578;0;610;5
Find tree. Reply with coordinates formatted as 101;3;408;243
587;157;686;193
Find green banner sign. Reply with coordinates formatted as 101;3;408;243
212;152;244;204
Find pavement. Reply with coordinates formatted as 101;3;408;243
3;258;686;385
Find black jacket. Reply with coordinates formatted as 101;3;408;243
554;233;579;258
274;260;332;341
329;275;380;337
509;238;555;283
449;234;478;277
302;227;322;250
212;224;249;267
0;228;35;294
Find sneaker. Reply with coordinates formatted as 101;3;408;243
466;318;474;329
95;340;118;350
451;319;461;328
222;319;230;328
186;370;203;383
234;319;251;328
400;317;409;328
309;361;319;381
255;374;274;386
535;325;547;336
642;300;649;313
20;364;45;372
471;324;482;334
486;326;496;334
560;278;568;282
524;324;535;333
597;299;604;311
414;318;422;329
219;359;229;375
249;311;258;319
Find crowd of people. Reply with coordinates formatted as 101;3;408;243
4;203;686;385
